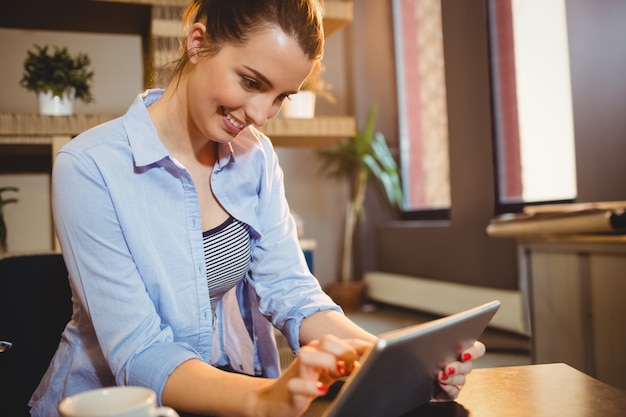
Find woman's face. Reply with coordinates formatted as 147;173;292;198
185;24;315;143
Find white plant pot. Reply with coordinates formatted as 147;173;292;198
281;90;316;118
38;88;76;116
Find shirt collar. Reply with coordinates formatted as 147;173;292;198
125;89;237;170
215;141;235;172
123;89;170;168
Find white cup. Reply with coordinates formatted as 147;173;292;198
58;386;180;417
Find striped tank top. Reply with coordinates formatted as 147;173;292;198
203;216;251;312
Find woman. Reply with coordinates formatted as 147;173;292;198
29;1;484;416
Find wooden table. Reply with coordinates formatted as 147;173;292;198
305;363;626;417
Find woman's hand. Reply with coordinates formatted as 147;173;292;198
255;335;371;417
433;340;486;401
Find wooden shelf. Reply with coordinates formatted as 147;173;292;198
262;116;355;147
0;113;354;148
323;2;354;37
0;113;119;137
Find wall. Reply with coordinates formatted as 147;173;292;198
0;0;152;85
0;28;144;114
566;0;626;202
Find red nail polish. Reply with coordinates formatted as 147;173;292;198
317;382;329;395
448;367;455;375
337;362;346;376
440;372;448;381
462;353;472;362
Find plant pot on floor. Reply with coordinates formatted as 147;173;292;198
38;88;75;116
326;280;366;312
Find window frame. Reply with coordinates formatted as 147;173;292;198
392;0;452;219
487;0;577;214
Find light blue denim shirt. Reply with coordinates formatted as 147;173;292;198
29;90;340;417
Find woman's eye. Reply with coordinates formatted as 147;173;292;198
242;77;260;91
277;93;291;103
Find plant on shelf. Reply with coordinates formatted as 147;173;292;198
0;187;19;253
300;62;336;104
20;44;95;106
317;106;403;307
282;63;335;118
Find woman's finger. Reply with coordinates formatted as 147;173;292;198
433;382;462;401
441;359;473;380
345;338;374;355
297;345;337;375
311;335;372;377
287;378;330;397
460;341;486;362
438;370;466;387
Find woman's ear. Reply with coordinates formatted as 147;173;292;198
187;22;207;63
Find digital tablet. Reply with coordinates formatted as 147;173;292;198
307;300;501;417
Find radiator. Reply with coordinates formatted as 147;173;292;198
364;271;529;335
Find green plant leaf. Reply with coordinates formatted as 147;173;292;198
317;105;404;211
20;44;94;103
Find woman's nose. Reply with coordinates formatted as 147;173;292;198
246;96;281;127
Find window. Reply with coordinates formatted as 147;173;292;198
393;0;451;215
488;0;577;211
395;0;577;217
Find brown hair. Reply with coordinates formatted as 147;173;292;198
172;0;325;77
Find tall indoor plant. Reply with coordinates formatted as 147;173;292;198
20;44;94;115
318;106;403;307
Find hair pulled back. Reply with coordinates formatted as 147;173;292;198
173;0;325;76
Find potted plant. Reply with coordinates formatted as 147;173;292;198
282;63;335;118
0;187;19;253
318;106;404;310
20;44;95;116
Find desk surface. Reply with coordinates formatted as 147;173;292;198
305;363;626;417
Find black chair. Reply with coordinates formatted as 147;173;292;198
0;253;71;417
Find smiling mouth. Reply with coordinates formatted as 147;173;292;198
221;106;246;131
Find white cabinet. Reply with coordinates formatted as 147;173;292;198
519;236;626;390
